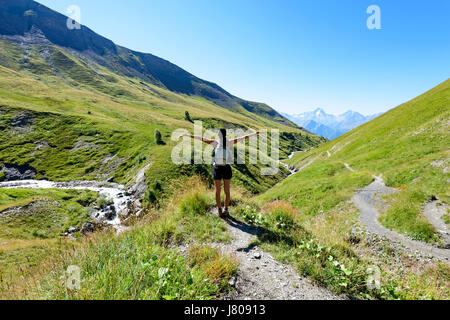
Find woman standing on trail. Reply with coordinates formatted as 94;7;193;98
181;128;261;217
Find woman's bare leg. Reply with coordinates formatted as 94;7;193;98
214;180;222;209
223;179;231;209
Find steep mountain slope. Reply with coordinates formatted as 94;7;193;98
283;108;382;139
263;79;450;243
0;0;295;126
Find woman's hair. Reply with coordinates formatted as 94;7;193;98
219;128;227;150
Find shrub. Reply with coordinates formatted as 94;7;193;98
442;214;450;224
185;111;193;123
154;129;164;145
137;154;147;164
0;170;4;182
32;229;49;239
75;191;96;206
145;189;157;204
153;180;162;192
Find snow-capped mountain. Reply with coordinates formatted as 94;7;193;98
282;108;382;140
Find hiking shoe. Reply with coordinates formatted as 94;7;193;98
218;207;223;217
223;208;230;217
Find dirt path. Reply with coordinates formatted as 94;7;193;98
214;215;343;300
423;201;450;249
352;176;450;261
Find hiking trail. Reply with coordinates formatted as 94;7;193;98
208;213;343;300
347;167;450;261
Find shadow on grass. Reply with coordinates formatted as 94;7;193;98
223;215;307;248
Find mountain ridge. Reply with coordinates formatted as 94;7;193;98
0;0;295;127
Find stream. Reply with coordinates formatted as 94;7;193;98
0;179;132;232
280;151;301;176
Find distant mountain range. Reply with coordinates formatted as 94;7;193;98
282;108;383;140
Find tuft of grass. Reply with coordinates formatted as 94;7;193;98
187;245;238;289
97;196;113;210
442;214;450;225
178;190;210;216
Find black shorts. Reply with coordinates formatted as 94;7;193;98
212;164;232;180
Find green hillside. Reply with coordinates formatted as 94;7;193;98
262;79;449;242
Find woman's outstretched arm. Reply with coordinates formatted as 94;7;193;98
232;131;262;144
180;134;216;144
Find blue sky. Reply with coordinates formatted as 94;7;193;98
37;0;449;115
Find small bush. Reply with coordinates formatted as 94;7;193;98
32;229;49;239
442;214;450;224
185;111;193;123
147;215;183;246
145;189;157;204
0;171;4;182
154;129;164;145
153;180;162;192
137;155;147;164
75;191;96;207
238;205;267;226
